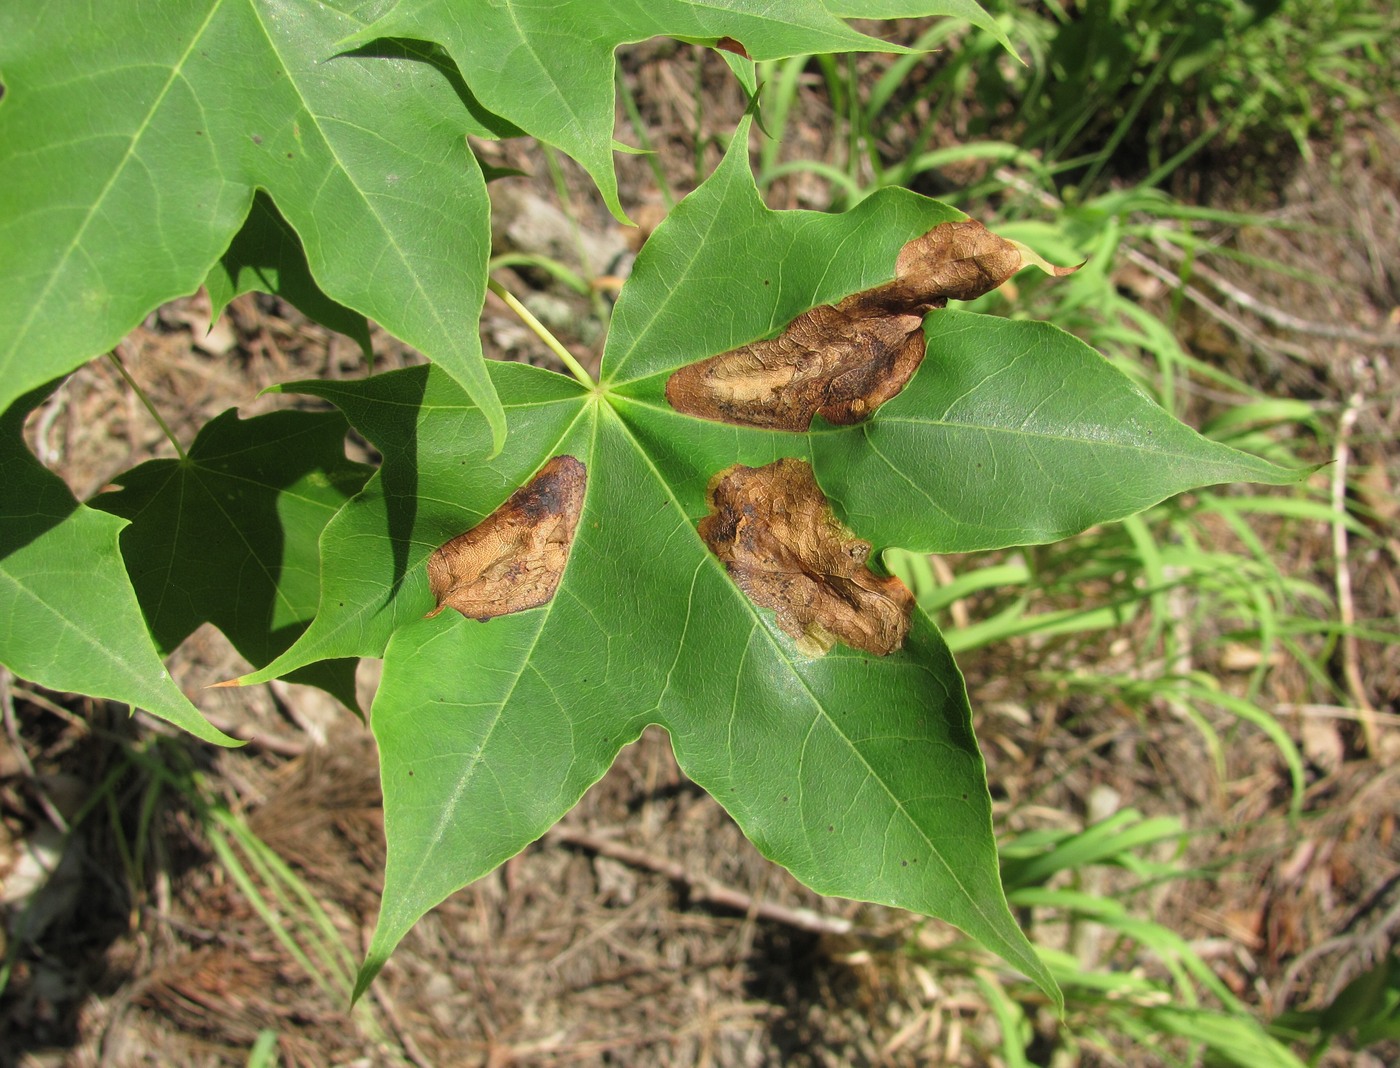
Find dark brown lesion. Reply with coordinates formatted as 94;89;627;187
699;458;913;656
426;455;586;622
665;219;1030;431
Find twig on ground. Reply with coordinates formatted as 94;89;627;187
991;163;1400;361
369;980;436;1068
1119;244;1317;362
1279;864;1400;1006
1150;238;1400;349
6;681;91;733
1277;703;1400;728
547;825;854;936
1330;387;1379;753
929;555;969;631
2;672;78;833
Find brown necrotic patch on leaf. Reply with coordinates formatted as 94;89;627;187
666;219;1039;431
699;458;913;656
426;455;586;622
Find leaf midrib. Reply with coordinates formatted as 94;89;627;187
611;393;1251;464
248;1;467;358
399;400;601;891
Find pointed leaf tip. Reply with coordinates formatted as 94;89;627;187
1;390;238;748
1008;238;1083;277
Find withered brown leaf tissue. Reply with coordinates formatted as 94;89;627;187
666;219;1043;431
700;458;913;656
426;455;586;622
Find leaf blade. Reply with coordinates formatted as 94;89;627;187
0;0;504;447
239;362;591;683
92;408;372;706
205;193;372;358
811;312;1307;553
606;124;963;386
355;0;952;220
0;388;234;745
357;396;1054;1004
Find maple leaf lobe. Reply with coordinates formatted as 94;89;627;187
665;220;1027;431
426;455;586;622
699;458;912;656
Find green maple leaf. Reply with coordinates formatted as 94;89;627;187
0;388;236;746
0;0;1006;454
91;408;373;708
350;0;1012;220
808;309;1294;552
0;0;504;447
237;129;1298;1003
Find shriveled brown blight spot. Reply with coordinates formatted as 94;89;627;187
667;219;1071;431
426;455;586;622
699;458;913;656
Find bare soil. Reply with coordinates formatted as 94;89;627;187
3;32;1399;1068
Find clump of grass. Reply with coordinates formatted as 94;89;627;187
906;809;1313;1065
989;0;1397;196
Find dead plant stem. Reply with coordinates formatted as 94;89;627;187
547;825;854;937
1150;236;1400;349
1331;387;1379;752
